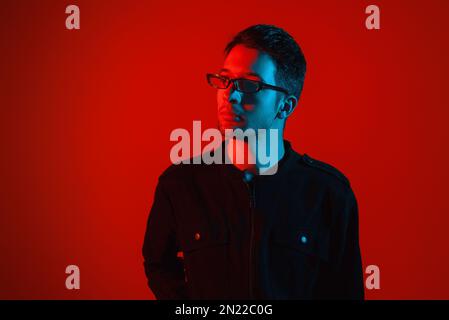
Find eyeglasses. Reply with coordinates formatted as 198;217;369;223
206;73;289;95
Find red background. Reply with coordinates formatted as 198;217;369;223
1;0;449;299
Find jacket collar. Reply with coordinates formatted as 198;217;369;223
217;139;300;181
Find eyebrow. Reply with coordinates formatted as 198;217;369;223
219;68;265;81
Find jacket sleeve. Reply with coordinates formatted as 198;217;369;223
334;187;365;299
142;178;188;299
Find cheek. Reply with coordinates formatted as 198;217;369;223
216;90;226;108
216;91;221;106
251;92;278;115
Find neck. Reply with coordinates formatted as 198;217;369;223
225;129;285;175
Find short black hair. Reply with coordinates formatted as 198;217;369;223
224;24;306;100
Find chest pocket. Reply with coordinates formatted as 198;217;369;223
270;226;330;263
179;224;230;254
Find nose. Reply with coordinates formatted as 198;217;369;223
223;82;241;105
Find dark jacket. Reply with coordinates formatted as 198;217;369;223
142;140;364;299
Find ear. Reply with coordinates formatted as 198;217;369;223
277;95;298;119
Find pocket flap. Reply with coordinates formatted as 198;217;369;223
180;225;229;253
271;226;330;262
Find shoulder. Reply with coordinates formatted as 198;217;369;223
293;152;358;212
158;154;215;182
298;153;351;187
290;151;355;203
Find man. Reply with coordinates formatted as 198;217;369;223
142;24;364;299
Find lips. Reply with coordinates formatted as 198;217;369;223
218;112;244;130
218;103;245;130
219;113;243;122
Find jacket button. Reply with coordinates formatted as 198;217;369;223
194;232;201;240
300;235;308;244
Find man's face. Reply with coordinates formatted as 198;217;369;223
217;45;283;134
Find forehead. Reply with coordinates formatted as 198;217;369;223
222;45;276;81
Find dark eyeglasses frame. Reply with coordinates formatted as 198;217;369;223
206;73;289;95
